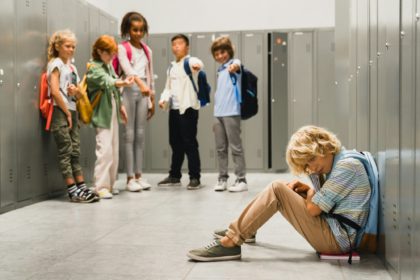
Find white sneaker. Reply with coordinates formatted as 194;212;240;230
111;188;120;195
126;179;142;192
136;178;152;190
97;188;113;199
213;180;227;192
228;179;248;192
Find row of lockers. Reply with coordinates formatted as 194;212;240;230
135;29;335;173
0;0;117;212
335;0;420;279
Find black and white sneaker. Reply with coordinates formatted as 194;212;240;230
77;183;100;201
68;185;96;203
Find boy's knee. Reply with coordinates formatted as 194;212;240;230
269;180;289;195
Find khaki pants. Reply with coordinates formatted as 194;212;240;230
51;109;82;180
227;180;343;254
94;98;119;191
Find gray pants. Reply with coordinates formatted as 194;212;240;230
123;86;148;177
213;116;246;180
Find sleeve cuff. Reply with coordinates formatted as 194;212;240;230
311;192;334;213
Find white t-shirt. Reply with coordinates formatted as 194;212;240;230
47;57;80;111
118;42;149;91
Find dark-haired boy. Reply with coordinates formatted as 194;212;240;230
158;34;204;190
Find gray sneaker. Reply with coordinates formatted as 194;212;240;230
157;176;181;186
187;178;201;190
187;240;241;262
213;229;256;243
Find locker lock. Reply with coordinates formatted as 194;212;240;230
416;13;420;21
0;80;3;86
0;68;4;76
16;82;21;88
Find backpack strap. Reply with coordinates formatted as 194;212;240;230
121;41;132;62
183;57;199;94
327;206;361;264
227;61;242;103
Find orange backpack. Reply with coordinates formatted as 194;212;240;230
39;72;54;131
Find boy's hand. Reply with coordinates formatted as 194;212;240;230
159;100;166;109
191;63;201;72
286;180;311;198
228;64;240;73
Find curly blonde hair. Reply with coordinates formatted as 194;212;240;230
286;125;342;175
47;29;77;61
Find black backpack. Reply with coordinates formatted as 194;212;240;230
183;58;211;106
230;65;258;120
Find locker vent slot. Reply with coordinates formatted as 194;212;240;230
9;169;13;183
26;0;30;8
25;166;31;180
42;1;46;15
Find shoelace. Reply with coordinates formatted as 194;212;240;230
204;240;220;250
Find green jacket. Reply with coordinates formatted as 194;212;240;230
86;60;122;129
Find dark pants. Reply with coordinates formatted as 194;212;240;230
169;108;201;180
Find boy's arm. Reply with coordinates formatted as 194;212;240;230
229;59;241;73
189;57;204;72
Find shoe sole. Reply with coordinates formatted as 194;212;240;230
187;185;202;190
141;186;152;190
69;197;96;203
228;188;248;193
214;187;227;192
187;252;241;262
213;233;256;243
157;183;182;187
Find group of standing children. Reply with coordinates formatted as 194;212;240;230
46;11;249;203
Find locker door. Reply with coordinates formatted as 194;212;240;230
315;30;336;132
369;0;379;156
88;5;100;47
144;34;171;171
415;2;420;279
376;0;388;259
400;0;416;278
356;0;370;151
241;31;267;170
75;0;95;184
16;0;48;200
99;12;110;35
47;0;67;34
191;33;217;171
288;31;314;135
380;0;401;273
0;0;17;210
270;32;288;170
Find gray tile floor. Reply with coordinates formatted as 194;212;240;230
0;173;391;280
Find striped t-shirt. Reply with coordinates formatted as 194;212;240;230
311;155;371;252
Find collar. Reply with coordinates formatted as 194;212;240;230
218;59;234;72
325;149;345;180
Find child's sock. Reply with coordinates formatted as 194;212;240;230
67;184;78;196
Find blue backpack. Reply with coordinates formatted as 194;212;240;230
326;150;379;263
183;58;211;106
